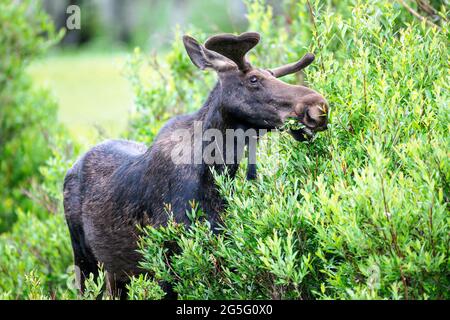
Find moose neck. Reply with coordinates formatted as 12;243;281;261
196;82;228;131
195;81;244;178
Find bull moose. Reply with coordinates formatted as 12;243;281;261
63;32;328;299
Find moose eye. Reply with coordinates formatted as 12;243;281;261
249;75;258;84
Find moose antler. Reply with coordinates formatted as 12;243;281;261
270;53;315;78
204;32;260;71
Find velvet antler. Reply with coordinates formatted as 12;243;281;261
204;32;260;71
270;53;315;78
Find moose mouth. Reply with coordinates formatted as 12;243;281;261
282;118;315;142
289;127;315;141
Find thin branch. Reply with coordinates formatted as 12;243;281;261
380;175;409;299
163;248;182;282
416;0;436;15
305;0;326;73
397;0;442;30
363;72;368;114
21;187;58;214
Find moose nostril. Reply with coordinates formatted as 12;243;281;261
305;109;316;124
304;105;328;128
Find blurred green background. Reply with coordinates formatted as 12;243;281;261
28;0;257;140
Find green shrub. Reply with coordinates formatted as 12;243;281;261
0;209;73;299
127;274;165;300
0;0;63;232
0;0;79;299
132;0;449;299
0;135;79;299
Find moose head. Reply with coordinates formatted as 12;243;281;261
183;32;328;141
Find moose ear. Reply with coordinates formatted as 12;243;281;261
204;32;260;70
183;35;237;72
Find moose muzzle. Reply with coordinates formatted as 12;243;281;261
294;94;329;132
288;93;329;141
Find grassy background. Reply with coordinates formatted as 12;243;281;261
28;51;133;143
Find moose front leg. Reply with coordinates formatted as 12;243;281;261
246;162;257;180
246;135;258;180
246;148;257;180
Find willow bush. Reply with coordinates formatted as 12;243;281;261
0;0;64;232
0;1;75;299
130;0;449;299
